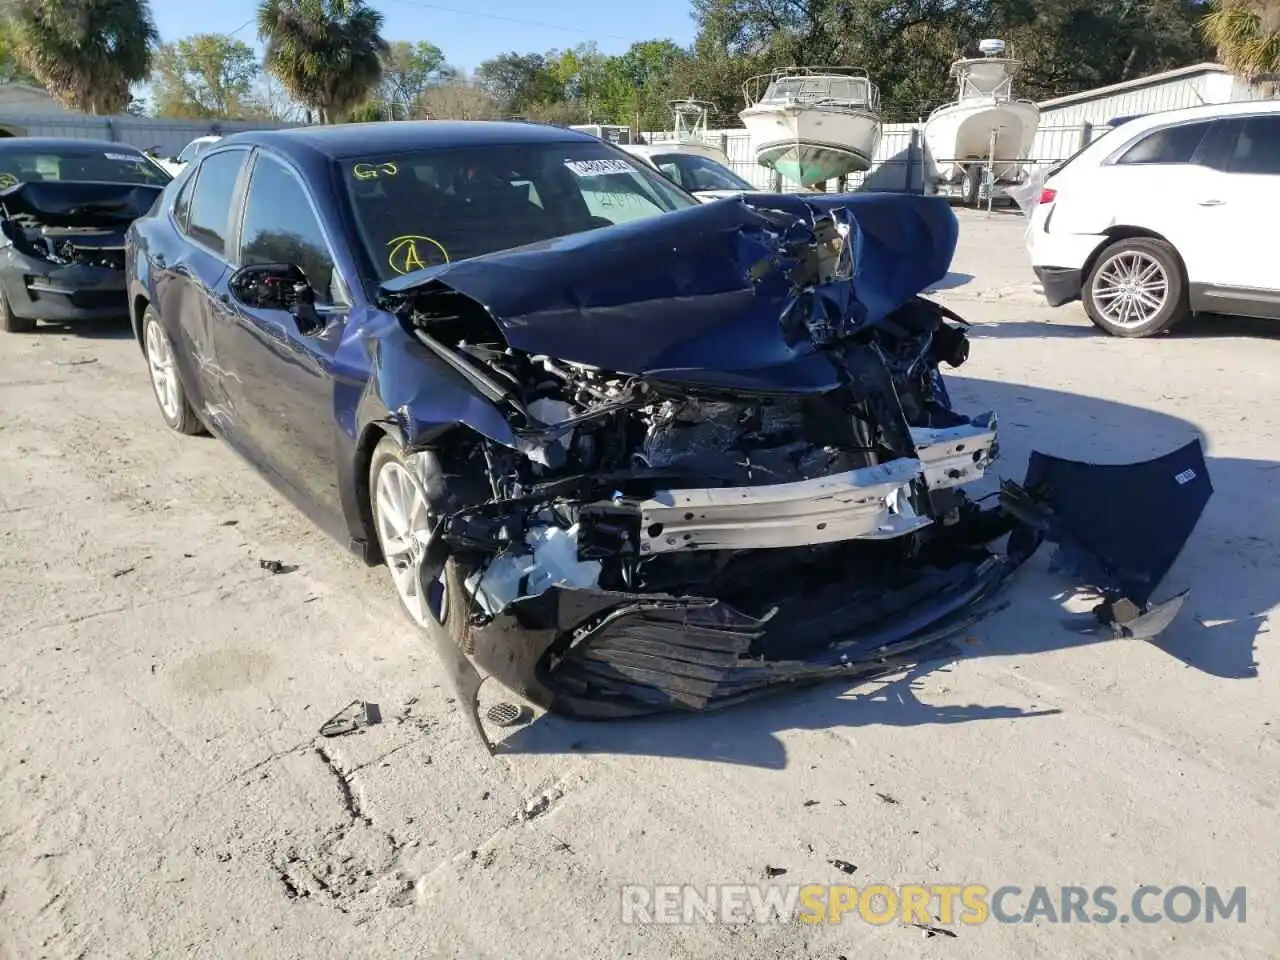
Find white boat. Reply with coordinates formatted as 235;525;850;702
922;39;1040;203
670;100;726;154
739;67;882;188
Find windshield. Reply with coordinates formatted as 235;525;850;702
177;139;217;164
343;141;697;281
650;152;754;192
0;146;171;189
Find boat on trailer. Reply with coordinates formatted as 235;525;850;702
739;67;882;188
649;98;734;166
922;38;1040;205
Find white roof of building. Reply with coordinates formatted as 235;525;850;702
1039;62;1230;109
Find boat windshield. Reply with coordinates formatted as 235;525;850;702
957;60;1016;101
764;75;870;106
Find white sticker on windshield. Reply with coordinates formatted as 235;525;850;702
564;158;634;177
105;152;141;162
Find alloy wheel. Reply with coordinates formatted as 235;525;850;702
373;459;447;627
145;318;181;421
1091;251;1169;329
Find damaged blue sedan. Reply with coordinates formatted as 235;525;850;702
125;122;1212;746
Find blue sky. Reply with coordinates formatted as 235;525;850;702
149;0;701;74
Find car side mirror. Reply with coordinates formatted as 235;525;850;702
228;262;324;335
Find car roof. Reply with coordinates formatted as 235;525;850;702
1103;98;1280;138
1046;98;1280;181
0;137;146;153
220;120;599;164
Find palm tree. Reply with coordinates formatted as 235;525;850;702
258;0;388;123
1201;0;1280;89
11;0;158;114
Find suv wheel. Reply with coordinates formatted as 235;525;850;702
1083;237;1189;338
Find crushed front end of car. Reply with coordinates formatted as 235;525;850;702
374;193;1212;747
0;181;164;321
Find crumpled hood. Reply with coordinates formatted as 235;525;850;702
380;192;958;386
0;181;165;226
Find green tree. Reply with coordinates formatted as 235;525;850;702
152;33;260;118
258;0;389;123
379;40;454;116
474;51;562;114
11;0;158;114
1200;0;1280;85
0;14;39;85
689;0;1210;120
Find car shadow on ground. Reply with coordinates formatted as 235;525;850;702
960;308;1280;342
28;316;134;340
965;317;1096;339
1174;313;1280;340
491;375;1273;767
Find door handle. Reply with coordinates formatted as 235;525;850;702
1198;199;1225;207
153;252;166;266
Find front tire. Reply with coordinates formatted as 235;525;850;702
1083;237;1189;338
142;306;203;434
0;287;35;333
369;438;474;651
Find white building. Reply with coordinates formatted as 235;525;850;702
1038;62;1266;130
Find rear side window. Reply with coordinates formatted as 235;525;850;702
1226;115;1280;175
186;150;246;255
173;174;196;231
1116;121;1213;165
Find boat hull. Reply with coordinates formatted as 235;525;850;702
923;99;1040;183
740;103;882;186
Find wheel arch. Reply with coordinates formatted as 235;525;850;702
1083;226;1188;290
131;293;150;353
351;420;478;564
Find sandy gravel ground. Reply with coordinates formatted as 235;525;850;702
1;209;1277;960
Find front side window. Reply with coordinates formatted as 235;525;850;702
651;153;754;192
1226;115;1280;175
239;155;340;304
342;141;696;281
186;150;247;255
1115;121;1213;165
0;147;171;189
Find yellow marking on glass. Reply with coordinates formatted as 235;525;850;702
353;162;399;180
386;234;449;275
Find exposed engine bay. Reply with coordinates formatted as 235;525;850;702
0;181;162;269
372;192;1212;745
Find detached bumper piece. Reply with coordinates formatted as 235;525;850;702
1001;438;1212;637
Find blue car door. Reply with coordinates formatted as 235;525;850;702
156;148;252;425
213;150;352;524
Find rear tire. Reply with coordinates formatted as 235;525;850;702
964;164;982;206
0;288;35;333
142;306;204;434
1083;237;1188;338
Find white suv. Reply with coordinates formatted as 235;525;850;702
1027;100;1280;337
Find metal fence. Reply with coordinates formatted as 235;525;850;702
0;113;301;158
644;121;1109;194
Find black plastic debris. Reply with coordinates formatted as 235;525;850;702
829;859;858;875
259;559;285;574
764;866;788;878
319;700;382;737
911;923;958;938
